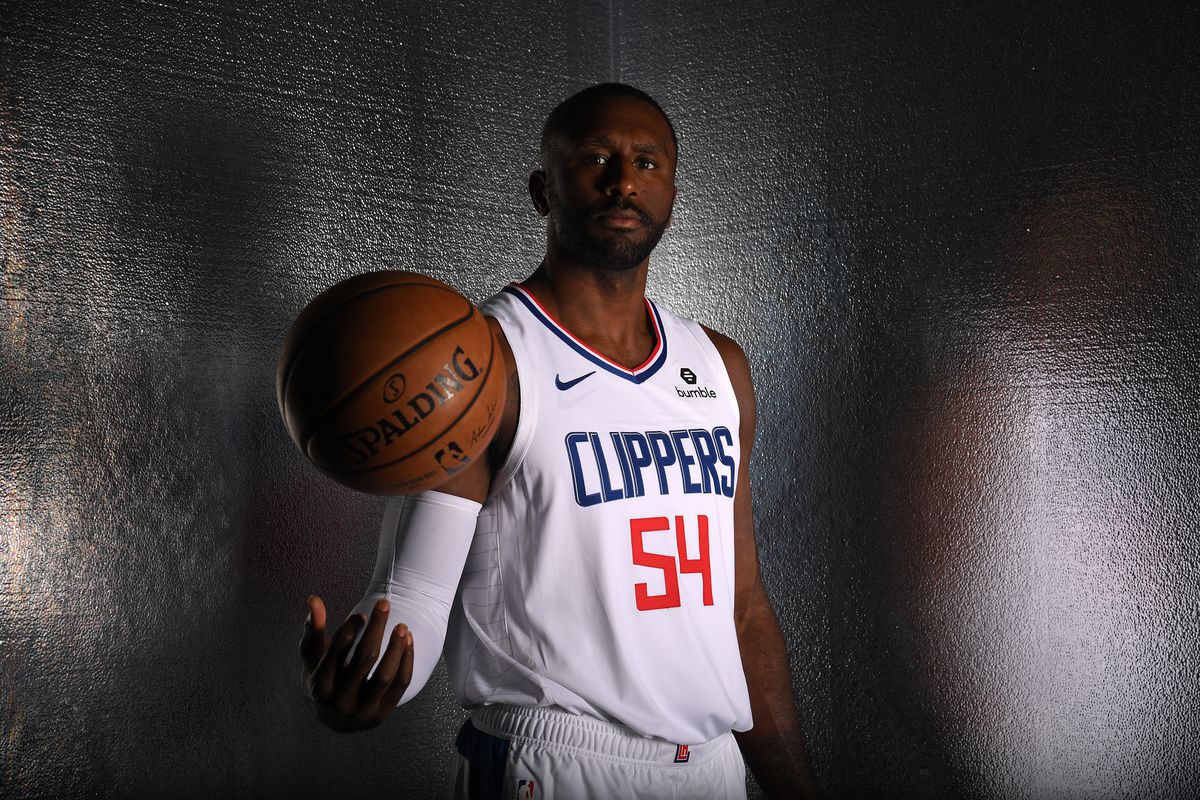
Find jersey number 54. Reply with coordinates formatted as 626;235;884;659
629;515;715;611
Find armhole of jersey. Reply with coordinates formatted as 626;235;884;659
688;319;743;430
482;306;537;501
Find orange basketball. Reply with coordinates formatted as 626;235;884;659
276;270;505;495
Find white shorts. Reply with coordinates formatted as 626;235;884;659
448;704;748;800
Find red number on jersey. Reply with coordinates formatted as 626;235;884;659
630;516;680;610
675;515;714;606
629;515;714;611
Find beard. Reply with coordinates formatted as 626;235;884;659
546;189;669;270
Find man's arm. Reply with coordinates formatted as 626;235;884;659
706;327;819;800
298;317;519;731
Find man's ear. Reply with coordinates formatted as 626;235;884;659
529;170;550;216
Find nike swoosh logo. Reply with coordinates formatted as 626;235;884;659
555;371;596;391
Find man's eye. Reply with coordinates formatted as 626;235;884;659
584;155;608;165
636;159;657;169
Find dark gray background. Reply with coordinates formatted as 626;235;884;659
2;1;1198;798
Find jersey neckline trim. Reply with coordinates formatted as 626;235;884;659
502;284;669;384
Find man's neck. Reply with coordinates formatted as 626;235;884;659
521;255;656;370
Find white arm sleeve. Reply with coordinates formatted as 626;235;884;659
348;490;481;705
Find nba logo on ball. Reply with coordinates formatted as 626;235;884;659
516;778;536;799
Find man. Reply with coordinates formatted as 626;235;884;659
300;83;817;799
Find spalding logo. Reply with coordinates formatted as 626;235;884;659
382;373;407;403
341;345;481;464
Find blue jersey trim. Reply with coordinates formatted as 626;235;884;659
502;284;669;384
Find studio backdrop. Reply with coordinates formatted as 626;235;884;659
2;1;1198;797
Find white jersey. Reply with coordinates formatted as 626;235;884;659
444;284;753;745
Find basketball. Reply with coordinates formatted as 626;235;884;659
276;270;505;495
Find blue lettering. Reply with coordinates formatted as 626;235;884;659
689;428;719;494
714;426;736;497
621;432;652;498
565;432;601;507
565;427;738;506
646;431;676;495
671;429;702;494
610;432;635;499
589;432;624;503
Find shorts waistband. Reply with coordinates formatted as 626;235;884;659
468;704;732;767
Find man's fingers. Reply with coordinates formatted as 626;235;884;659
340;599;390;692
380;626;414;710
400;628;414;685
299;595;329;671
308;595;327;630
363;623;409;707
314;613;364;700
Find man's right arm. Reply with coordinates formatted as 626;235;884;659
298;484;484;732
298;317;519;732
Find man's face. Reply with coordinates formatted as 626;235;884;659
538;95;677;270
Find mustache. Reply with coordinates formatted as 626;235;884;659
589;199;653;225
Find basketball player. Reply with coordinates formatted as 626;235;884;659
299;84;818;799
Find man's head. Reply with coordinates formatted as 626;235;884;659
539;84;678;166
531;83;678;271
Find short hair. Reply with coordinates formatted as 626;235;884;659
540;83;678;163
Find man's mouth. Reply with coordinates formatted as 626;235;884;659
592;204;650;230
596;212;643;230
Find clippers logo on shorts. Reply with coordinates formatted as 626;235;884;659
516;779;536;799
674;744;691;763
564;427;736;507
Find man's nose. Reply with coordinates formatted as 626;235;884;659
600;158;637;198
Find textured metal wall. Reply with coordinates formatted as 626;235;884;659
2;1;1198;798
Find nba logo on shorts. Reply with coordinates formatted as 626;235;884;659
516;779;536;799
674;744;690;763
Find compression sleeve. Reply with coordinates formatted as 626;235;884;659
348;490;481;705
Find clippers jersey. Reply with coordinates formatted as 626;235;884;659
444;284;753;745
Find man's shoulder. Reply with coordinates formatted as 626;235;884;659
703;326;751;385
697;324;745;360
645;299;751;384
